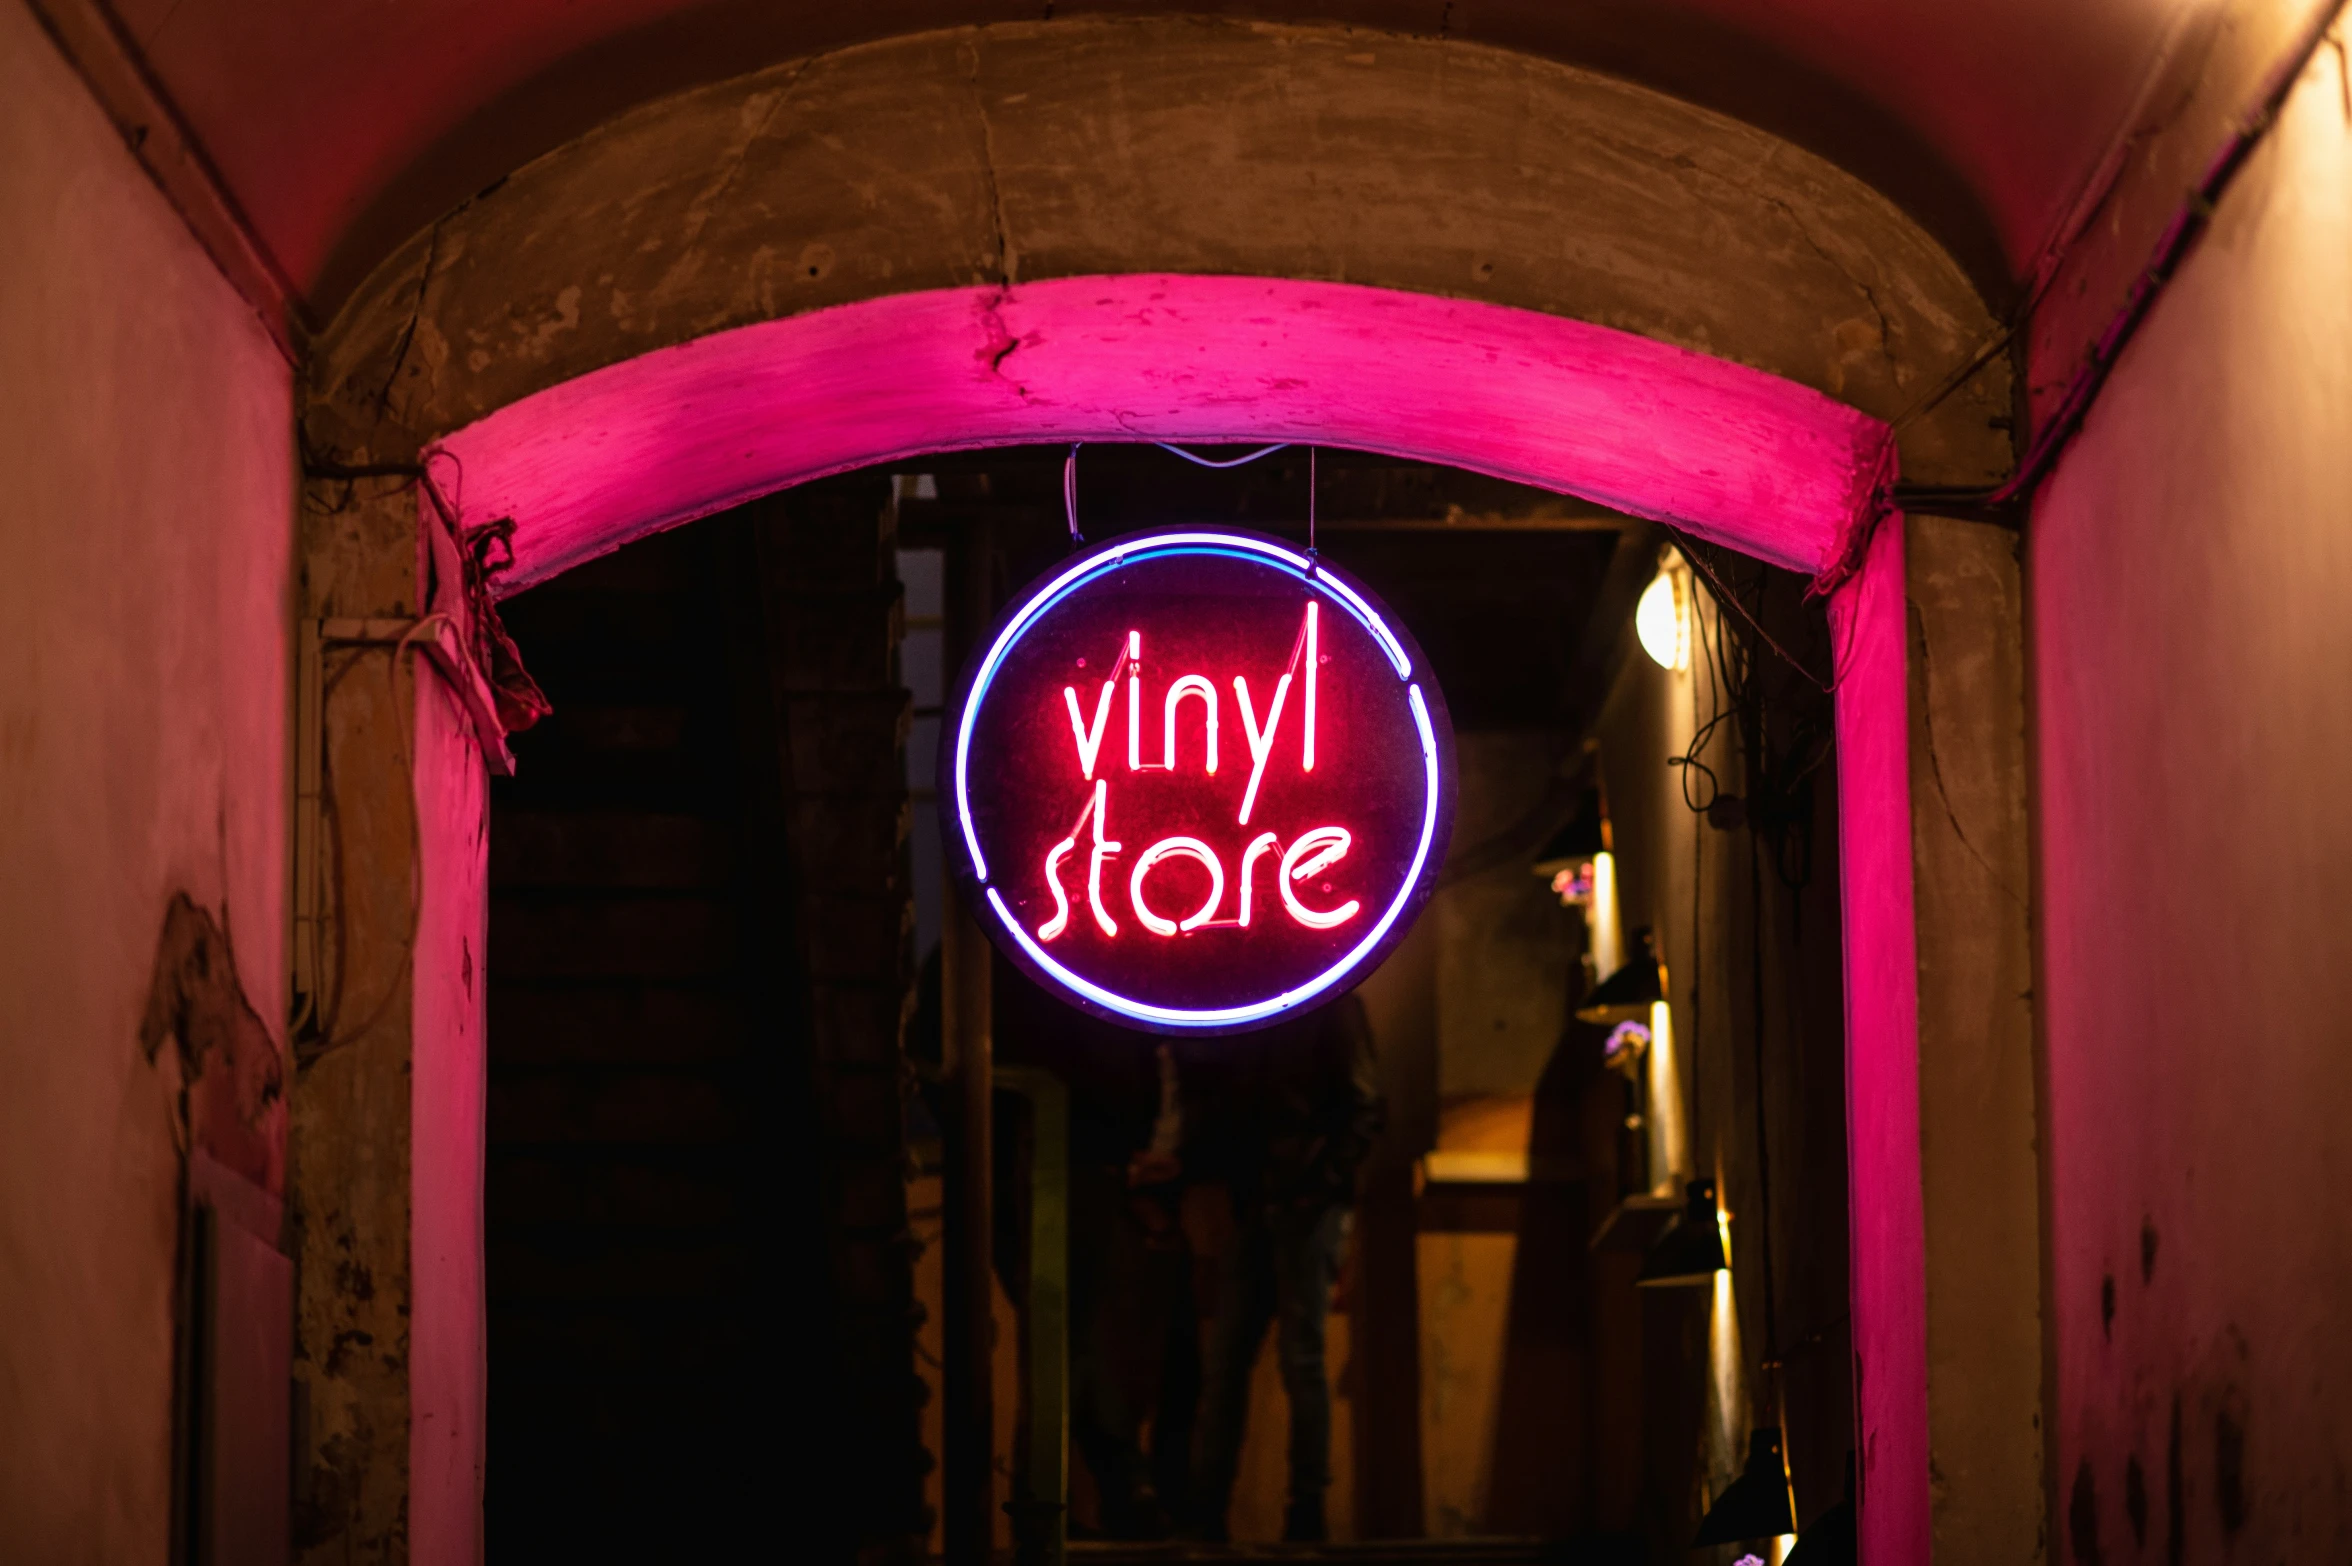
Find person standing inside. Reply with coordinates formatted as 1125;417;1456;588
995;969;1202;1539
1186;992;1383;1542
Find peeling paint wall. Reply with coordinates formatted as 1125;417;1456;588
0;2;292;1556
2032;33;2352;1564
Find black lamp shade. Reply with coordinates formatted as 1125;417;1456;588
1694;1426;1798;1546
1574;935;1662;1025
1785;1495;1856;1565
1634;1179;1725;1287
1532;787;1608;878
1785;1452;1858;1565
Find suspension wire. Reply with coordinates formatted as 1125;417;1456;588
1309;446;1317;556
1152;441;1290;469
1064;443;1083;548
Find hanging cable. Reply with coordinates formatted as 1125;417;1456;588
1747;828;1782;1392
1063;442;1084;548
1308;445;1317;556
1661;521;1835;695
1152;441;1290;469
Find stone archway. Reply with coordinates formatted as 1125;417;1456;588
442;274;1924;1562
292;23;2033;1562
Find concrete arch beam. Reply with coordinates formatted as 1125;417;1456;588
305;16;2008;492
436;275;1888;592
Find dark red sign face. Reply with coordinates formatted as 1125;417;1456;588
941;528;1456;1034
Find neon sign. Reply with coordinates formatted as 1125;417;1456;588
941;528;1456;1034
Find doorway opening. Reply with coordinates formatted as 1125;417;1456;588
477;442;1856;1560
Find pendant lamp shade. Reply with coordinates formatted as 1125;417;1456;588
1785;1455;1857;1565
1575;928;1662;1026
1693;1426;1798;1546
1532;787;1608;879
1634;1178;1725;1287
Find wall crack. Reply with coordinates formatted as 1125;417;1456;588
965;35;1017;287
1908;599;2026;909
1761;191;1896;361
373;214;444;425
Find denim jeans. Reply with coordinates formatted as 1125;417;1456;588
1068;1165;1197;1530
1191;1197;1349;1530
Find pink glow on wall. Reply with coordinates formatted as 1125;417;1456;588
1828;513;1927;1566
410;662;490;1566
429;272;1921;1553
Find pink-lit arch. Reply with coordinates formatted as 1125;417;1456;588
432;273;1925;1562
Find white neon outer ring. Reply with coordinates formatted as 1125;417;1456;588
954;533;1440;1030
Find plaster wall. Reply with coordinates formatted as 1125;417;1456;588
0;3;293;1556
2032;44;2352;1562
1592;575;1857;1549
409;674;488;1565
1436;733;1580;1102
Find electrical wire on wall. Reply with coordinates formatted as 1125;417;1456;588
1664;526;1845;1520
290;442;544;1064
1668;534;1834;898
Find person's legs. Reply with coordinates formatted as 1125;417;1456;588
1272;1202;1349;1540
1067;1166;1149;1531
1147;1231;1201;1526
1188;1203;1276;1538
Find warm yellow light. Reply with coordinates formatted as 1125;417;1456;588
1588;851;1622;977
1636;567;1688;671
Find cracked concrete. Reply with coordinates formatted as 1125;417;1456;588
964;38;1017;286
1907;596;2027;909
973;284;1026;390
1761;189;1898;370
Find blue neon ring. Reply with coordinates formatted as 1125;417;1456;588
945;529;1450;1032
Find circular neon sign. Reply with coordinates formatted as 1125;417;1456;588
941;528;1457;1034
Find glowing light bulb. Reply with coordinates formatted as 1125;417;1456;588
1636;567;1688;671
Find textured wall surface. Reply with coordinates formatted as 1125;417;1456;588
2033;41;2352;1566
1905;513;2041;1563
0;3;292;1557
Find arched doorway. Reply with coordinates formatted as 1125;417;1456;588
292;27;2022;1560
